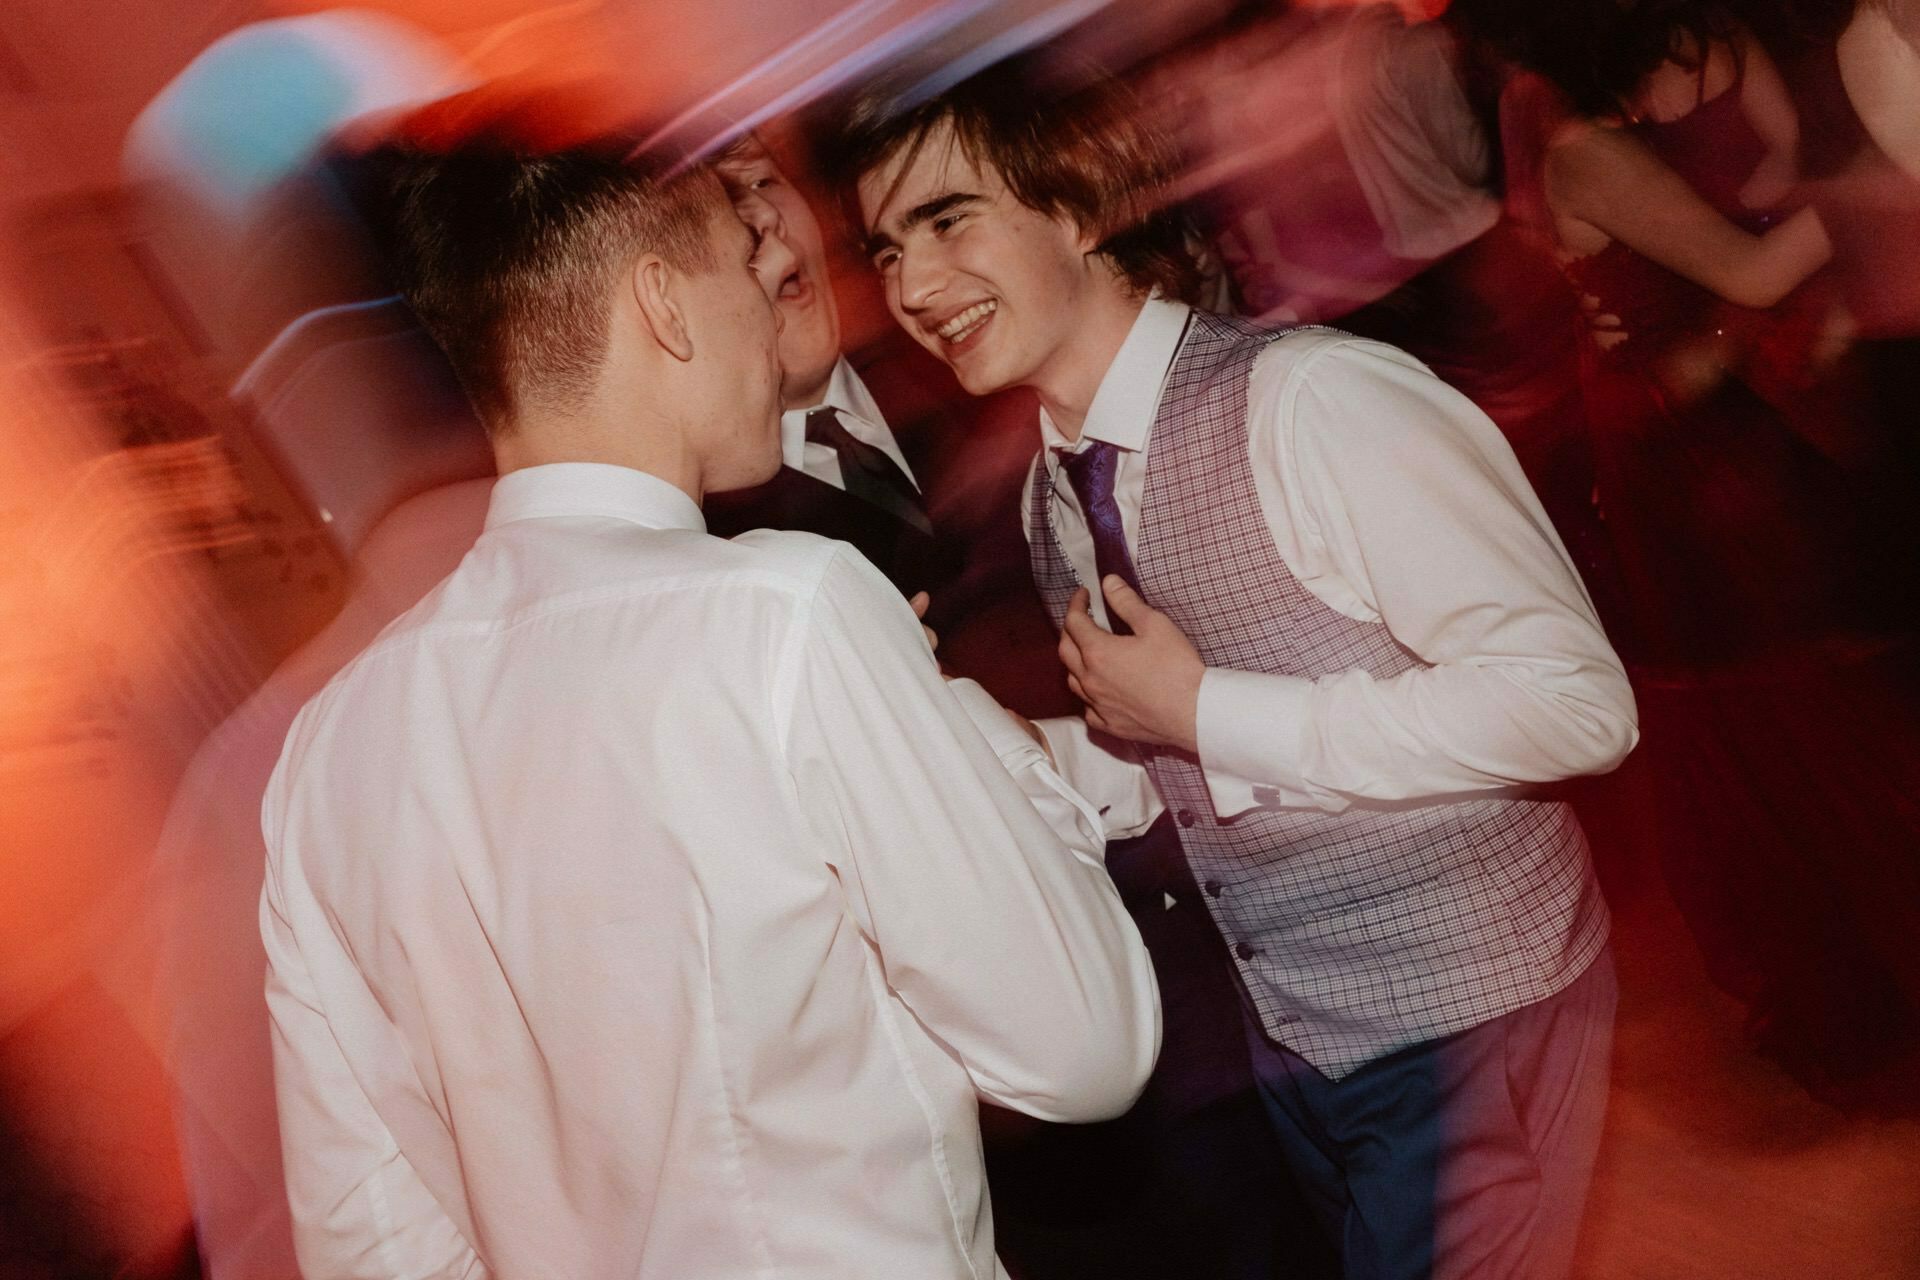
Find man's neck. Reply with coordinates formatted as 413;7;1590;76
781;366;835;414
493;406;703;504
1032;288;1147;443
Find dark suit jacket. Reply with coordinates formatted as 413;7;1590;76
704;332;1072;718
701;441;950;598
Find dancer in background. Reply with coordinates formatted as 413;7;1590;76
1465;0;1920;1102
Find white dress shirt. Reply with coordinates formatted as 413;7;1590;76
780;356;920;491
1024;297;1637;825
262;463;1158;1279
1331;6;1499;262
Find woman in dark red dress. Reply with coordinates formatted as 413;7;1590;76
1463;0;1920;1102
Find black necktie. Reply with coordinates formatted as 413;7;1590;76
805;407;932;535
1057;441;1141;636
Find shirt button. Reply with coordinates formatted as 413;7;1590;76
1203;880;1223;898
1234;942;1258;961
1176;808;1197;828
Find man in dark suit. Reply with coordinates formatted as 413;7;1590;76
707;130;1066;716
705;134;945;587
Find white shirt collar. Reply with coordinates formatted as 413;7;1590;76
484;462;706;533
1038;295;1192;457
778;356;888;470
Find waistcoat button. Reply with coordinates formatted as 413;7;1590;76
1176;808;1196;828
1234;942;1257;961
1203;880;1223;897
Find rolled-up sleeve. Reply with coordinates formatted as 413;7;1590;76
1033;715;1165;840
1196;337;1638;815
784;549;1161;1122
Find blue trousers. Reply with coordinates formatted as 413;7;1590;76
1244;951;1617;1280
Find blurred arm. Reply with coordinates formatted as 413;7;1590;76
1547;119;1829;308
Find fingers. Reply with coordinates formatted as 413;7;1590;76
1061;587;1107;655
1059;628;1086;681
1069;675;1115;739
1100;576;1152;629
908;591;937;651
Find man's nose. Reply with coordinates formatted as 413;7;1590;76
897;244;946;313
752;226;800;304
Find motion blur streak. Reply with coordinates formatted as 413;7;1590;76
0;286;216;1276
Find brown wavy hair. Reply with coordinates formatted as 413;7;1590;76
824;55;1203;306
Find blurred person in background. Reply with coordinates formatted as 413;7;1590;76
130;15;493;1276
1145;0;1500;327
1462;0;1920;1105
837;53;1637;1279
260;89;1159;1277
1780;0;1920;533
151;478;489;1280
1838;0;1920;177
123;8;472;384
708;129;941;595
1143;1;1635;649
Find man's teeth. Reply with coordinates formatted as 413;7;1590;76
935;300;997;343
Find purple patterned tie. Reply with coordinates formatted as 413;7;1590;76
1058;441;1142;636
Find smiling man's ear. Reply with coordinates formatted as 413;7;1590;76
1072;214;1105;258
631;254;695;362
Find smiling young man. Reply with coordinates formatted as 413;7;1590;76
258;91;1159;1279
835;58;1640;1280
833;65;1315;1280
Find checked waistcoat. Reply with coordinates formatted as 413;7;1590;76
1028;311;1609;1079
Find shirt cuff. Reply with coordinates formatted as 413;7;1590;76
1195;667;1347;816
948;679;1108;855
1034;716;1164;839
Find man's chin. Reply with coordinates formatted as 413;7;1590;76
950;357;1010;397
924;333;1011;396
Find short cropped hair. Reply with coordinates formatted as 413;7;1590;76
360;89;726;434
824;56;1202;305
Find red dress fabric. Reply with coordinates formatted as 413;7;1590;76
1503;67;1920;1101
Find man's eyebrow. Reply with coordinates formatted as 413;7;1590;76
863;192;982;257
